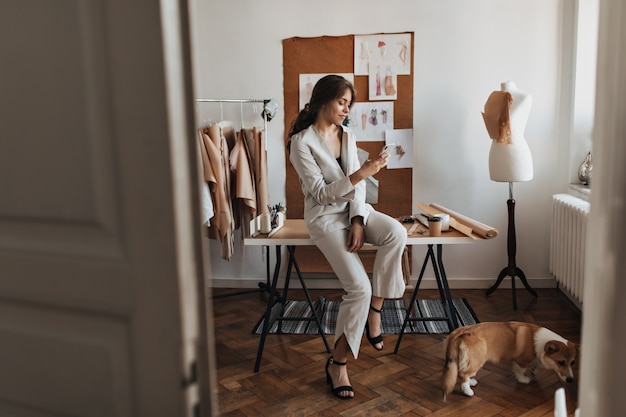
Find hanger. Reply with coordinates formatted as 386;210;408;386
249;102;259;127
240;100;245;130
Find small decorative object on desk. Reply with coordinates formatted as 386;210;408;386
276;202;286;220
578;151;592;186
250;203;286;238
269;202;286;228
265;202;286;237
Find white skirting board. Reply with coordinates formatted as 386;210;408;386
210;275;558;290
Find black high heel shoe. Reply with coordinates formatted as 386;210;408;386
365;305;384;351
325;357;354;399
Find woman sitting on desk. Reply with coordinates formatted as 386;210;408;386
288;75;407;399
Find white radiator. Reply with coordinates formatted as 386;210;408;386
550;194;590;306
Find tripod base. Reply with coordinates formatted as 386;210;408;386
486;266;537;310
487;186;538;310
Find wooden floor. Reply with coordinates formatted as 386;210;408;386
211;287;581;416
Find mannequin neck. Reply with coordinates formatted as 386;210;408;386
501;81;518;92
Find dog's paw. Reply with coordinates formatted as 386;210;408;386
512;363;532;384
461;382;475;397
469;378;478;387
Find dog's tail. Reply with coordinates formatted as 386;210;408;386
442;334;460;401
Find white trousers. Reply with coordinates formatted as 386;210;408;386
314;210;407;358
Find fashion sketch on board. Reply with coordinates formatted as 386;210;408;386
369;62;397;101
348;101;394;141
354;33;411;76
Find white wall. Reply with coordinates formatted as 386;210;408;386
189;0;575;289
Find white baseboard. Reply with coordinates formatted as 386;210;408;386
210;275;558;290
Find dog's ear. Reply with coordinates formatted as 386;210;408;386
565;341;580;355
545;341;560;355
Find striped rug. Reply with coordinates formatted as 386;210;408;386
254;298;479;335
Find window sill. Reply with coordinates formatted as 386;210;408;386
568;183;591;201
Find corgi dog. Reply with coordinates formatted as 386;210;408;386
442;321;578;399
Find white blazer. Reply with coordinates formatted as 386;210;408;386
289;124;372;240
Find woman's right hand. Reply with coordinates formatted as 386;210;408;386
350;152;389;185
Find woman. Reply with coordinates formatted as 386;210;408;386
288;75;407;399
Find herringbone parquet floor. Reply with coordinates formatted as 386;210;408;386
211;287;581;416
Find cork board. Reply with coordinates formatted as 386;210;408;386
283;33;413;272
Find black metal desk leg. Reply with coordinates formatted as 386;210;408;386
264;245;271;289
429;246;455;332
393;248;431;354
436;244;458;329
428;247;447;307
282;247;294;303
276;246;295;334
253;245;282;373
287;246;331;353
394;244;459;353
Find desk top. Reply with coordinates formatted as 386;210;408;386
244;219;482;246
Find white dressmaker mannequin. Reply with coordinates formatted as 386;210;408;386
488;81;534;182
484;81;537;309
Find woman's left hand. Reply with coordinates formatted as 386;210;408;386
347;219;365;252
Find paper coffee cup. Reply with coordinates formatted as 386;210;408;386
428;217;442;237
433;213;450;231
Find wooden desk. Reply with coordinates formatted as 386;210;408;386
245;218;480;246
245;219;483;372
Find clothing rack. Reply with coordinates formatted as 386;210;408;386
196;98;274;299
195;98;273;151
195;98;269;103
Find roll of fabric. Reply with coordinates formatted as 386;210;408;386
416;203;472;237
429;203;499;239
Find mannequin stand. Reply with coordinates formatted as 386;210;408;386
486;182;537;309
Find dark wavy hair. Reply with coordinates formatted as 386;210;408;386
288;75;356;137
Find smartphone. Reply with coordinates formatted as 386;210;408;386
379;143;396;156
